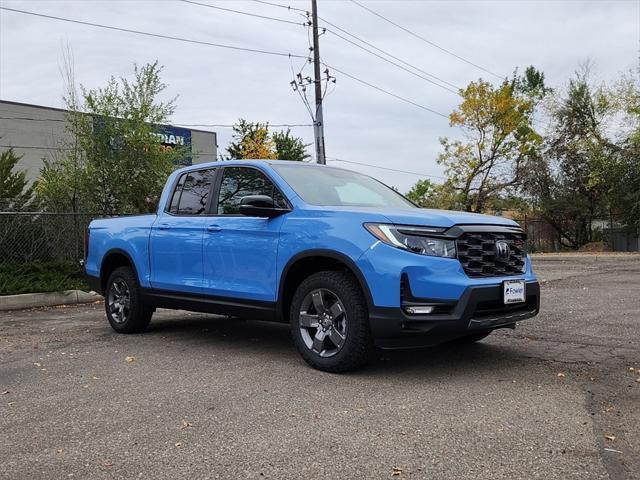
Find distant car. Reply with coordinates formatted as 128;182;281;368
84;160;540;372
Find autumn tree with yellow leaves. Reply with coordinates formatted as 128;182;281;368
436;67;548;212
225;119;310;161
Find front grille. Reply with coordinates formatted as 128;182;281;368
456;231;526;277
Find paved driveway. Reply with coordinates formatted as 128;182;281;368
1;255;638;479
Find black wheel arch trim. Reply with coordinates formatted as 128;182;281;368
99;248;141;292
276;249;374;322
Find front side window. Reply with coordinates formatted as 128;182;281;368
171;169;216;215
217;167;287;215
272;164;415;208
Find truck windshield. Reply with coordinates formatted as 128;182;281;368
272;164;416;208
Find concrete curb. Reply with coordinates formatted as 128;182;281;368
0;290;102;311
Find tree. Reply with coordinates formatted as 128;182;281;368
436;66;548;212
523;67;618;248
0;148;33;209
272;129;311;161
225;119;309;161
405;179;465;210
609;73;640;232
36;61;184;214
225;120;277;160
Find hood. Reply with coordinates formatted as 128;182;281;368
377;207;519;228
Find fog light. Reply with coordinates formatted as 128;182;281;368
403;305;435;315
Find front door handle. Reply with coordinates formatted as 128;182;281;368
157;223;171;230
206;224;222;232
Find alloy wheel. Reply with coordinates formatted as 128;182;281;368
299;288;347;358
107;278;130;324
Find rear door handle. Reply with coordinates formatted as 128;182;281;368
207;224;222;232
157;223;171;230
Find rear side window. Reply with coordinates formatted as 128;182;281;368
217;167;287;215
168;174;186;214
168;169;216;215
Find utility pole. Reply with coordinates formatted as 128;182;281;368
311;0;326;164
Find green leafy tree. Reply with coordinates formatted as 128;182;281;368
0;148;33;209
225;120;277;160
225;120;309;161
405;179;462;210
523;68;618;248
437;66;548;213
609;74;640;232
272;129;310;161
36;61;184;214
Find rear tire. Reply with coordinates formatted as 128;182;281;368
104;266;153;334
451;331;493;344
290;270;374;373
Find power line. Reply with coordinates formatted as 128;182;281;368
176;123;313;128
0;116;314;128
252;0;461;93
250;0;308;14
179;0;305;26
324;28;459;95
0;6;309;59
319;22;460;92
322;63;449;119
348;0;503;80
327;157;445;180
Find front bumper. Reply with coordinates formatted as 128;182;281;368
369;281;540;349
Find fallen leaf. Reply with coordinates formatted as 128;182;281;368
1;391;9;395
629;367;635;372
175;442;182;448
604;406;615;413
391;467;403;476
125;356;136;363
102;461;113;468
180;420;192;430
399;432;407;436
557;373;565;378
34;362;42;367
605;435;616;441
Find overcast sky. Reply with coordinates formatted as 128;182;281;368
1;0;638;191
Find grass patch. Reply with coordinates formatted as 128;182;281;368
0;262;88;296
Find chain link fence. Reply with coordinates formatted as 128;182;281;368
0;202;105;295
0;212;94;265
517;215;639;252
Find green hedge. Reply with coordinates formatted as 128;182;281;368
0;262;88;296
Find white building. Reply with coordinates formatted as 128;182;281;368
0;100;217;183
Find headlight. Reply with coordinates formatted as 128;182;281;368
364;223;456;258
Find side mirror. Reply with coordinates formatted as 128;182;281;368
239;195;290;218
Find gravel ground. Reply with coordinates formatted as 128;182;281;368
0;255;638;479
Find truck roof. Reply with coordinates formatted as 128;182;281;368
176;159;349;174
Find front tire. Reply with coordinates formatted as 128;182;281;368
290;271;374;372
104;266;153;333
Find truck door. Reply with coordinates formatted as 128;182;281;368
149;168;217;293
203;166;287;302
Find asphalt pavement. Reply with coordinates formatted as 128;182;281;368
1;255;638;479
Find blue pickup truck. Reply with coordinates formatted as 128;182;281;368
85;160;539;372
